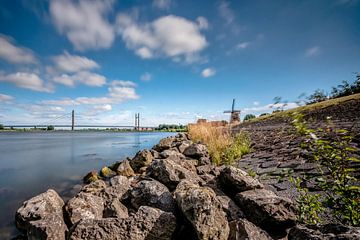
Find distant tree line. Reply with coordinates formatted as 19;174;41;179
155;124;187;132
307;73;360;104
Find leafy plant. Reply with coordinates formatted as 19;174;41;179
290;112;360;226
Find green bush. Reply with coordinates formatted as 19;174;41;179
223;132;251;165
0;124;4;130
47;125;55;131
243;114;256;121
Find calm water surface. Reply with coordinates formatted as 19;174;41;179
0;131;174;239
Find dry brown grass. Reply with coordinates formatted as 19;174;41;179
188;123;250;165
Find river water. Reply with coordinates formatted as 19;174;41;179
0;131;174;239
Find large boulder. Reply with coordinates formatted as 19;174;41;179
65;192;104;226
219;166;264;196
183;143;209;159
100;166;116;178
103;198;129;219
27;214;67;240
235;188;296;237
130;149;154;172
15;189;67;240
153;137;176;152
147;159;203;191
177;140;192;153
130;179;176;213
228;219;273;240
80;180;107;195
68;206;177;240
83;171;100;184
159;149;184;159
15;189;65;232
174;180;230;240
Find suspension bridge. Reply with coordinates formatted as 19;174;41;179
4;110;156;131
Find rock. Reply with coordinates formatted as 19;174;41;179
183;143;209;159
198;156;211;165
100;166;116;178
176;133;189;141
130;179;176;213
65;192;104;226
228;219;273;240
83;171;100;184
27;214;67;240
177;140;192;153
147;159;203;190
103;198;129;219
288;224;360;240
101;175;131;200
159;149;184;159
15;189;65;232
68;206;177;240
153;137;175;152
80;180;107;195
115;160;135;177
130;149;154;172
174;180;230;240
235;188;296;237
219;166;264;196
217;195;244;222
150;149;160;158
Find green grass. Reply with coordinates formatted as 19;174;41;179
246;93;360;123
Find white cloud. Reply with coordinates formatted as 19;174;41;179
52;51;99;73
253;101;260;106
236;42;250;49
116;14;207;61
201;68;216;78
140;72;152;81
305;46;320;57
49;0;115;51
196;16;209;30
53;71;106;87
0;72;53;92
0;36;37;64
43;80;139;106
83;104;113;116
0;93;13;102
153;0;171;9
218;1;235;25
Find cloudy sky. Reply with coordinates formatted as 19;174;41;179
0;0;359;126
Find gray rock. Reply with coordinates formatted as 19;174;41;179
219;166;264;196
27;214;67;240
153;137;175;152
198;156;211;165
103;198;129;219
65;192;104;226
68;206;177;240
130;180;176;213
16;189;65;232
174;180;230;240
102;175;130;200
217;195;244;222
235;189;296;237
159;149;184;159
183;143;209;159
130;149;154;173
228;219;273;240
177;140;192;153
147;158;203;190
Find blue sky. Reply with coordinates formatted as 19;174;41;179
0;0;359;126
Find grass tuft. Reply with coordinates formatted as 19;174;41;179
188;124;250;165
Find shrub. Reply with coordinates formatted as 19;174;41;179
291;112;360;226
188;124;250;165
47;125;55;131
243;114;256;121
0;124;4;130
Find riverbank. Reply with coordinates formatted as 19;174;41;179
13;133;359;239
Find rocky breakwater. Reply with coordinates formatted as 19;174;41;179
14;133;359;239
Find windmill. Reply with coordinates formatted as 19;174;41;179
224;99;241;124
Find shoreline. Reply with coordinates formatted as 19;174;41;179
13;133;359;240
